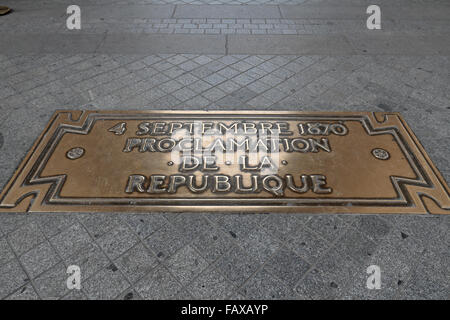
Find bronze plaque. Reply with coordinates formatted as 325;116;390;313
0;110;448;214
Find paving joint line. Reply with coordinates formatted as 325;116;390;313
2;218;43;300
75;214;135;300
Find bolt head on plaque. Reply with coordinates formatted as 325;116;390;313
66;147;85;160
372;148;390;160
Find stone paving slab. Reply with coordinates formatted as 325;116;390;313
174;4;281;18
85;5;175;19
99;34;227;54
3;0;450;7
3;16;450;35
1;1;449;55
228;34;354;55
279;4;450;20
3;33;450;55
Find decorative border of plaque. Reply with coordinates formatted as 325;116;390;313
0;110;448;214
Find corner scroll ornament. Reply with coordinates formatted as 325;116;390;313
367;112;449;214
0;110;91;212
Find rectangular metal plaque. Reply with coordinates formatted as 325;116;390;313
0;111;448;214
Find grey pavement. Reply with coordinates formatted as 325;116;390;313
0;0;449;300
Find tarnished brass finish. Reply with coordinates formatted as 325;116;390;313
0;110;448;214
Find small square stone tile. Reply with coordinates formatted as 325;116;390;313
218;56;239;66
230;87;258;103
247;95;274;107
232;73;255;86
117;289;142;300
259;74;284;87
166;55;188;65
0;259;30;299
295;267;344;299
172;73;199;86
83;264;130;300
188;267;235;299
239;268;294;300
34;262;69;300
201;87;227;101
244;66;267;79
232;60;254;72
179;60;199;72
215;213;259;240
352;216;392;243
153;61;174;72
193;55;213;65
272;66;295;80
61;289;87;300
165;245;208;286
171;87;198;102
171;288;194;300
152;94;182;108
214;245;260;287
215;79;241;93
261;214;308;242
135;265;183;300
392;215;442;241
262;87;288;103
145;223;188;261
164;66;185;79
204;60;226;73
115;243;158;284
0;237;15;266
217;67;241;79
204;73;227;86
187;80;213;94
50;222;93;259
31;214;78;238
270;56;292;67
242;56;265;66
346;228;425;299
158;79;184;94
258;61;279;73
97;224;138;260
401;250;448;299
142;56;162;66
122;214;167;239
160;212;180;223
191;65;214;78
7;222;46;256
20;241;61;279
247;80;271;94
184;95;211;107
295;250;359;299
265;246;310;288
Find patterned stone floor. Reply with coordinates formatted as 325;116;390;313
2;0;449;6
3;18;450;35
0;1;449;300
